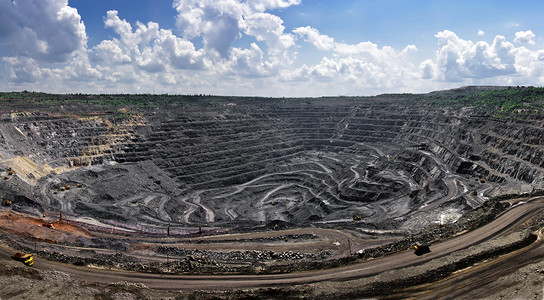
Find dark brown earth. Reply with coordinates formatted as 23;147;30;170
0;86;544;298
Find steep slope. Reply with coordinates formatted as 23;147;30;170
0;87;543;233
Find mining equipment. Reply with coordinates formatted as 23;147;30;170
65;185;71;190
2;198;12;206
353;215;362;221
413;242;431;256
76;183;83;188
11;252;33;266
8;168;13;176
42;221;53;228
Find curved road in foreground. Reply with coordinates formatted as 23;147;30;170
1;197;544;291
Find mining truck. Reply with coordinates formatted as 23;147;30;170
413;242;431;256
11;252;33;266
42;221;53;228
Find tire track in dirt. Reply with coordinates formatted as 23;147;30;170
2;196;542;292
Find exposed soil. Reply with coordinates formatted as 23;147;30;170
1;87;544;298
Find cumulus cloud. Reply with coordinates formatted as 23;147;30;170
244;13;295;56
172;0;297;59
419;59;434;79
63;51;102;81
79;1;300;93
289;28;544;93
0;0;87;63
292;26;419;90
1;0;301;90
229;43;269;76
293;26;335;51
509;47;544;85
95;10;205;74
415;29;544;88
246;0;301;11
422;30;517;81
3;0;544;96
0;0;88;85
514;30;536;45
3;56;43;83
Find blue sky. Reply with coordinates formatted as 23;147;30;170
1;0;543;96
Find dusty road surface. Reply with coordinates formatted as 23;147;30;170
1;196;543;296
398;240;544;299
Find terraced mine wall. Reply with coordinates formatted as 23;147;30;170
1;87;543;233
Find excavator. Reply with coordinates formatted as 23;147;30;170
1;198;12;206
11;252;33;266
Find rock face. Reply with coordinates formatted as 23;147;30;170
0;88;542;233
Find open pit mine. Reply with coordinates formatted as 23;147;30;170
1;86;544;299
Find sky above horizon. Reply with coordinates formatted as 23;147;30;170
1;0;544;97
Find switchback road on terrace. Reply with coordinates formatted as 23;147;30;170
1;197;544;291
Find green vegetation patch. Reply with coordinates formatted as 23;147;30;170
420;86;544;119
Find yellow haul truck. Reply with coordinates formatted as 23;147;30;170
413;242;431;256
11;253;34;266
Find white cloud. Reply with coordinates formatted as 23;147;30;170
0;0;88;86
244;12;295;56
172;0;246;57
93;10;207;77
64;51;102;81
0;0;300;94
3;56;43;83
229;43;270;77
514;30;536;45
416;29;544;88
293;26;335;51
0;0;87;64
94;40;132;65
3;0;544;97
172;0;298;59
510;47;544;85
419;59;434;79
82;1;300;93
423;30;517;81
292;26;419;90
246;0;301;11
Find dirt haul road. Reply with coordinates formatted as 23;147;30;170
1;197;544;292
404;240;544;299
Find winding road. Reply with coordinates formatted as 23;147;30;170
1;196;543;294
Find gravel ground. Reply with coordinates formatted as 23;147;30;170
0;229;537;299
0;264;175;300
483;261;544;300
